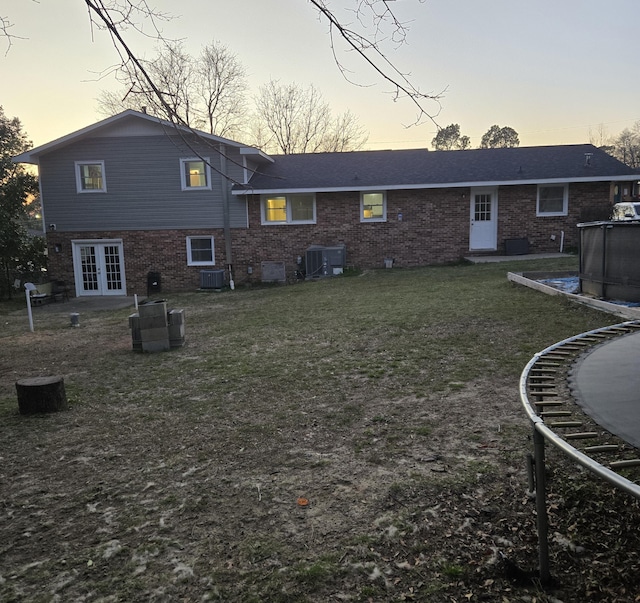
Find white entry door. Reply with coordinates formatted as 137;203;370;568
469;188;498;251
72;240;126;296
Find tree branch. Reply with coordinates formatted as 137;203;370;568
308;0;444;127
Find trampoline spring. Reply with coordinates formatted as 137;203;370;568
533;401;564;407
539;410;572;417
583;444;620;453
564;432;599;440
547;421;583;428
606;327;635;334
609;459;640;469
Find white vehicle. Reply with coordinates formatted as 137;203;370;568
610;202;640;220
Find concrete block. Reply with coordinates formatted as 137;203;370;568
168;309;185;326
142;339;171;353
138;300;167;319
168;323;185;348
138;315;168;330
141;327;171;342
129;313;142;351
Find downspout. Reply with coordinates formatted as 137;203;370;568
219;143;235;290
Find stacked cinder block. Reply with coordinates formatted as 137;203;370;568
167;309;185;348
129;313;142;352
139;300;170;353
129;301;185;352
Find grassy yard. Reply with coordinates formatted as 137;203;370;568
1;257;639;602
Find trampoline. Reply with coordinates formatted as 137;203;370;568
570;332;640;450
519;321;640;583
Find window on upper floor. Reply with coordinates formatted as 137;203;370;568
75;161;106;193
361;192;386;222
181;158;212;190
186;236;215;266
261;193;316;224
537;184;568;216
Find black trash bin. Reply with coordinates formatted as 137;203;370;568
147;271;161;296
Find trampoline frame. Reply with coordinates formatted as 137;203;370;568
519;320;640;583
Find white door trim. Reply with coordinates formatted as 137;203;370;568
71;239;127;297
469;187;498;251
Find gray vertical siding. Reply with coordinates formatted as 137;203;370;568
39;135;248;231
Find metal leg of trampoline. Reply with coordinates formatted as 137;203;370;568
533;427;552;585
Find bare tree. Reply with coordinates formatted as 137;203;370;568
612;124;640;168
97;39;247;139
254;81;368;154
322;109;369;152
194;42;248;139
588;123;613;148
4;1;441;128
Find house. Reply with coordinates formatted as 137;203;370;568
14;110;640;296
13;110;271;296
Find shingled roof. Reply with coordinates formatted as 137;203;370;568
234;144;639;195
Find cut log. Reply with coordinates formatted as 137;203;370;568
16;376;68;414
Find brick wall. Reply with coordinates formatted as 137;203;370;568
497;182;612;253
46;182;613;293
235;188;471;281
46;229;228;296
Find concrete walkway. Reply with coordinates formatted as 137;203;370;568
32;296;137;313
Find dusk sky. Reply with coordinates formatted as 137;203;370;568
3;0;639;150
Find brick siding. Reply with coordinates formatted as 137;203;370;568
46;182;613;294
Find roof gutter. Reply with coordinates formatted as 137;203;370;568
232;174;640;196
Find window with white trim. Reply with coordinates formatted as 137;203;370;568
181;158;211;190
186;236;215;266
261;194;316;224
537;184;568;216
361;192;386;222
75;161;106;193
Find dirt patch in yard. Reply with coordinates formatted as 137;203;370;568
1;268;639;602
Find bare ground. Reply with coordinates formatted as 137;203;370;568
1;286;640;602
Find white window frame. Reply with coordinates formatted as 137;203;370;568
180;158;212;191
537;184;568;217
75;161;106;193
260;193;316;225
360;191;387;222
186;236;215;266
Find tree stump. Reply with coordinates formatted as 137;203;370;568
16;376;68;414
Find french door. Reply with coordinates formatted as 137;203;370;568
72;240;126;296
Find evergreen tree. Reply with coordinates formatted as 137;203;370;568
0;106;45;300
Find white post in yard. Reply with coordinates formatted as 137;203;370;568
25;288;34;332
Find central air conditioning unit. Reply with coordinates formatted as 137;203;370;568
305;244;346;278
200;269;225;289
